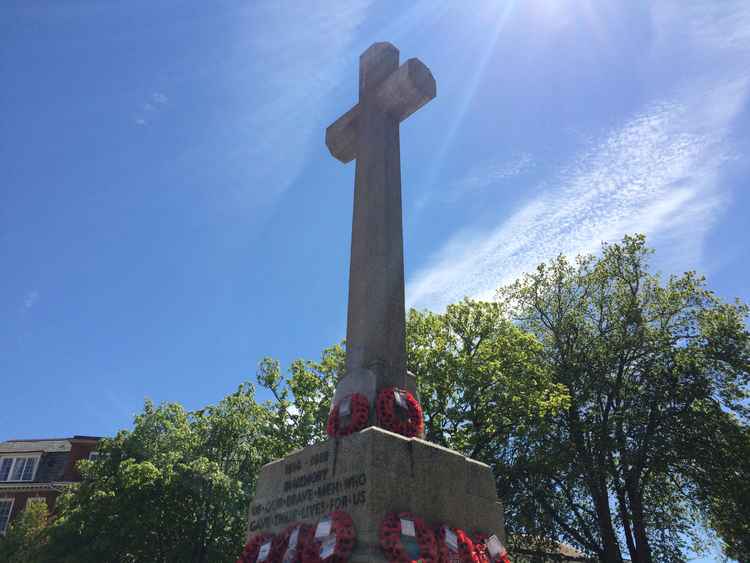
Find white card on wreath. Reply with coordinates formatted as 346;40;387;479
340;397;352;417
320;536;337;559
487;534;505;557
444;528;458;551
258;541;271;562
316;517;331;538
400;518;416;537
289;527;299;549
394;390;407;409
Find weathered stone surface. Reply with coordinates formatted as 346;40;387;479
373;58;436;122
326;42;436;406
325;59;436;164
326;105;359;164
247;427;505;562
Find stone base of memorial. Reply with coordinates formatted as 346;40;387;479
246;426;505;562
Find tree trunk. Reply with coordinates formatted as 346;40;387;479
614;479;637;562
568;407;623;563
591;476;624;563
628;486;653;563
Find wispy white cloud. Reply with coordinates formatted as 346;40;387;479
23;290;39;311
452;153;534;195
416;153;534;210
133;91;168;126
210;1;373;210
407;79;746;311
407;0;749;311
656;0;750;55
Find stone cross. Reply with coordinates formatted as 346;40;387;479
326;42;436;407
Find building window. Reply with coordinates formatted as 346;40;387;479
0;456;40;482
88;451;100;461
0;498;14;534
0;459;11;481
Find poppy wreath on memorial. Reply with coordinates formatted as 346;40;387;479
474;532;492;563
379;511;438;563
472;533;510;563
271;523;315;563
237;532;275;563
301;511;356;563
326;393;370;438
375;387;424;438
435;526;479;563
472;533;490;563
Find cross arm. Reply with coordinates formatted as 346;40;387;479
326;104;359;164
325;58;436;164
374;58;436;123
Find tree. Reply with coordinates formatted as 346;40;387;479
691;415;750;561
43;384;281;563
256;343;344;449
499;235;750;563
0;499;48;563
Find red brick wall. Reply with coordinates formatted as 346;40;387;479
62;438;99;481
0;490;59;529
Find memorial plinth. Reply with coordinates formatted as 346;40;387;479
248;428;505;562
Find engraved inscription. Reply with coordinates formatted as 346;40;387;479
249;450;367;532
285;460;302;475
284;469;329;492
308;450;329;467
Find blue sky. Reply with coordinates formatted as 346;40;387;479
1;1;748;557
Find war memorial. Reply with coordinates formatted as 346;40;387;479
240;42;508;563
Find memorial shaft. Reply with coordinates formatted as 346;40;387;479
326;42;436;398
347;46;405;387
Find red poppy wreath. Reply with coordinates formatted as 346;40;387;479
375;387;424;438
472;533;490;563
379;511;438;562
472;533;510;563
237;532;275;563
327;393;370;438
435;525;478;563
271;523;315;563
302;511;356;563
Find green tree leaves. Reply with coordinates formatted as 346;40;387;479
407;299;569;469
499;234;750;562
41;384;281;563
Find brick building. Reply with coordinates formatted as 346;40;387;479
0;435;100;534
